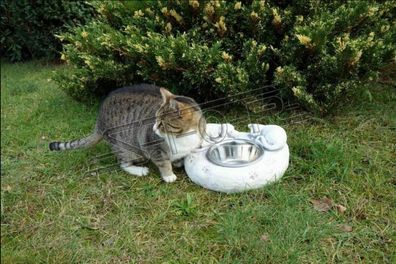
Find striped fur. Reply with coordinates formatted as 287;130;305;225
48;84;204;182
49;132;102;151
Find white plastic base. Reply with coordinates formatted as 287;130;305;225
184;123;289;193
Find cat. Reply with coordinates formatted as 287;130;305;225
49;84;205;183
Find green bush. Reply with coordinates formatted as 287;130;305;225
0;0;96;62
56;0;395;114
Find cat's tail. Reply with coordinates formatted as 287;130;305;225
49;130;102;151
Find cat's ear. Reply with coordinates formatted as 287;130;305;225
160;87;182;116
169;98;180;114
160;87;174;103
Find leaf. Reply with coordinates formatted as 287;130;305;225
2;185;12;192
186;193;193;206
335;204;347;213
311;197;333;212
260;234;269;242
338;224;353;232
364;89;373;102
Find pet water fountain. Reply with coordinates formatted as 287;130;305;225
184;123;289;193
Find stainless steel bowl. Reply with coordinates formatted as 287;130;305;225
206;139;264;167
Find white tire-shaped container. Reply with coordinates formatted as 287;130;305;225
184;124;290;193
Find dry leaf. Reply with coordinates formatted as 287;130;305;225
3;185;12;192
335;204;347;213
338;224;353;232
260;234;269;242
311;197;333;212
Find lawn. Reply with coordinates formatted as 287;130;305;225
1;61;395;263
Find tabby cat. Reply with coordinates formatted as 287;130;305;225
49;84;205;183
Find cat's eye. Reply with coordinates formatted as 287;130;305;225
166;123;179;129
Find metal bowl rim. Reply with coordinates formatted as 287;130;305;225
205;138;264;168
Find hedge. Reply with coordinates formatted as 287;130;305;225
0;0;96;61
55;0;395;114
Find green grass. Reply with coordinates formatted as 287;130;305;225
1;61;395;263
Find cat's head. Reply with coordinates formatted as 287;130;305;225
154;88;205;137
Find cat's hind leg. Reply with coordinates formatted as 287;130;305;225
114;147;149;177
120;163;149;177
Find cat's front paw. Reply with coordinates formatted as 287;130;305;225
162;173;177;183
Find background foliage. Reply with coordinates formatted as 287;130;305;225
0;0;96;62
56;0;395;114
